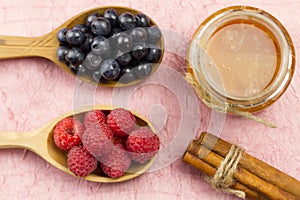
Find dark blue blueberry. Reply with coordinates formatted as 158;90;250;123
130;27;147;43
134;63;153;78
69;63;87;75
65;47;85;66
56;46;69;62
118;12;137;31
145;44;162;63
110;27;122;37
116;32;133;52
80;33;94;53
131;43;149;60
66;29;85;46
57;28;69;45
116;51;132;66
100;59;121;80
108;30;119;47
91;36;110;55
129;56;140;67
118;66;136;84
69;63;80;74
91;17;111;36
85;12;101;28
146;26;162;43
73;24;89;33
92;70;107;83
77;64;89;76
83;52;102;71
135;13;150;27
104;9;119;27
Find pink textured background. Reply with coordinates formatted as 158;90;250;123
0;0;299;199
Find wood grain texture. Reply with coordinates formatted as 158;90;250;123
198;132;300;197
0;6;164;88
0;1;299;200
0;105;158;183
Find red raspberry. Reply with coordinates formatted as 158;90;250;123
126;127;160;164
67;145;98;177
113;136;127;149
53;117;84;151
106;108;136;137
81;124;114;158
100;145;131;178
83;109;106;129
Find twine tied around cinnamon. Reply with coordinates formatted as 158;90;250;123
207;145;246;199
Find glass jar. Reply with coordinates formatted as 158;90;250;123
187;6;295;113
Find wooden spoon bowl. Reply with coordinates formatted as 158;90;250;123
0;6;164;87
0;105;158;183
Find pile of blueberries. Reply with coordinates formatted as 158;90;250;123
56;9;162;84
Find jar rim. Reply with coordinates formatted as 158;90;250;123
187;5;295;113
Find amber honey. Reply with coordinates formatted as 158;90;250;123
188;6;295;113
206;20;279;99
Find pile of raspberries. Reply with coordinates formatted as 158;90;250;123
53;108;160;179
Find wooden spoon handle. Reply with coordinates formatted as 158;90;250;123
0;35;58;59
0;130;60;172
0;130;41;150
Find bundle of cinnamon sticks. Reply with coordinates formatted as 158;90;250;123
182;132;300;200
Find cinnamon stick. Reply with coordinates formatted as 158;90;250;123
198;132;300;197
185;140;299;200
183;151;268;200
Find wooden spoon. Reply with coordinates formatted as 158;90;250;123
0;6;164;87
0;105;158;183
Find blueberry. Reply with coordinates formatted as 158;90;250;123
65;47;85;66
66;29;85;46
91;17;111;36
70;63;93;80
118;12;137;31
145;44;162;63
57;28;69;45
110;27;122;38
116;51;132;66
69;63;80;74
85;12;101;28
76;64;89;76
56;46;69;62
100;59;121;80
135;13;150;27
92;70;107;83
116;32;133;52
131;43;149;60
83;52;102;71
129;57;140;67
146;26;162;43
130;27;147;43
118;66;136;84
80;33;94;53
104;9;119;27
69;63;87;75
73;24;89;33
134;63;153;78
91;36;110;55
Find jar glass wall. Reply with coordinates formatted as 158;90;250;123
187;6;295;113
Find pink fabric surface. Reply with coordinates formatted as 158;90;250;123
0;0;299;199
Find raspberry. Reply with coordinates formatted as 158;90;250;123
106;108;136;137
81;124;114;158
100;145;131;178
126;127;160;164
53;117;84;151
67;145;98;177
113;136;127;149
83;109;106;129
